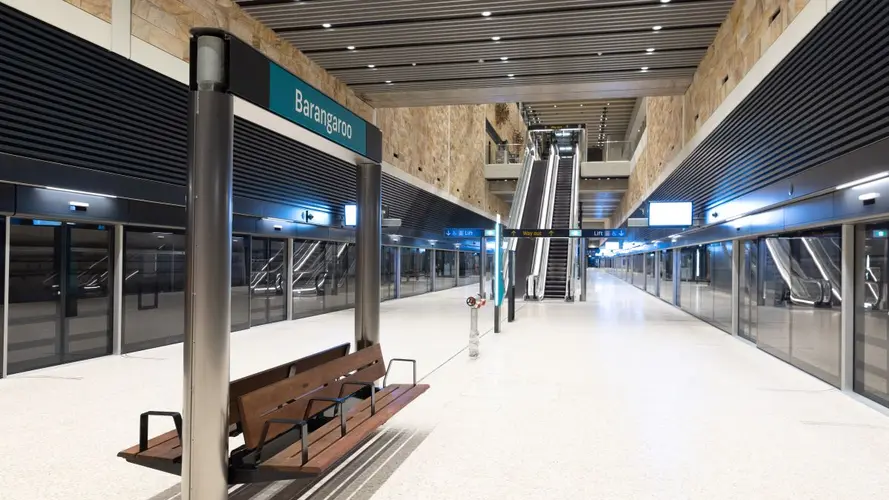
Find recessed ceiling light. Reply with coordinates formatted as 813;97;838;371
385;80;392;84
646;48;655;53
661;0;671;3
500;56;508;61
607;102;610;105
554;105;558;108
641;67;649;72
481;11;492;16
322;23;332;28
491;36;501;41
367;64;375;68
652;25;662;31
507;74;514;77
347;45;356;50
478;59;485;63
579;104;583;107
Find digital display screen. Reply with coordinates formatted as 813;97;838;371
604;241;620;250
344;204;357;226
648;202;692;227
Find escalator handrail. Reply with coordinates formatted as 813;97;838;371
530;146;559;299
502;145;536;294
565;145;581;300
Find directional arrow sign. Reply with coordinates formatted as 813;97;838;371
502;228;628;238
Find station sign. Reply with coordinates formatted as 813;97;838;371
502;228;627;238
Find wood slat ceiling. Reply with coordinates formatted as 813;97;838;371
236;0;733;107
525;98;636;141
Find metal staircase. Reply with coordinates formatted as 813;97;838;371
543;157;574;299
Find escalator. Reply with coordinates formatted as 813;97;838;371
543;156;575;299
512;158;548;298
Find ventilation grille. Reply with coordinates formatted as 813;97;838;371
0;3;492;232
650;1;889;215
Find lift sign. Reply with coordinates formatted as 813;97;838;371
268;63;367;156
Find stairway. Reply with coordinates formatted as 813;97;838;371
544;157;574;299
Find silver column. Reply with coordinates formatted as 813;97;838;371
673;248;681;306
731;239;741;337
580;238;588;301
182;34;233;500
454;249;461;287
840;224;856;391
112;224;124;354
2;216;9;377
653;249;660;298
479;237;487;298
393;247;402;299
430;249;437;291
355;163;382;349
285;238;294;321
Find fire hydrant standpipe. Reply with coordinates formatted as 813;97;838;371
466;295;486;358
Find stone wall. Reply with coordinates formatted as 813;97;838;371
59;0;516;217
130;0;373;121
486;103;527;145
63;0;111;22
377;105;511;216
613;0;812;226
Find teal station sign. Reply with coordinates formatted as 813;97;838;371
268;63;368;157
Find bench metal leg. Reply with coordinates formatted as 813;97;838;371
338;381;377;416
256;418;309;464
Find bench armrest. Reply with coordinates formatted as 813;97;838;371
305;397;348;437
338;382;377;416
383;358;417;388
139;411;183;453
256;418;309;464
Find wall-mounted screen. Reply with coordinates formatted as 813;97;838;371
344;204;357;226
648;202;692;227
604;241;620;250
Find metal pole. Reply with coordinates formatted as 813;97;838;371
508;249;516;322
494;215;501;333
1;216;9;378
285;238;294;321
580;238;588;301
426;248;434;292
393;246;402;299
183;33;232;500
112;224;124;354
469;307;479;358
731;239;741;336
673;248;681;306
454;248;460;287
355;163;382;349
840;224;857;391
479;237;487;298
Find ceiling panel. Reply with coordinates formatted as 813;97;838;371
237;0;732;106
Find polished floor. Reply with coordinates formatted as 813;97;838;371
2;271;889;499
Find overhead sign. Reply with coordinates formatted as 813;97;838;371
502;228;627;238
269;63;368;157
444;228;486;238
223;34;382;162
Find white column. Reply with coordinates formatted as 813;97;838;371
110;0;131;58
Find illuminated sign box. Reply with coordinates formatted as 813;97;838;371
344;204;357;226
648;202;692;227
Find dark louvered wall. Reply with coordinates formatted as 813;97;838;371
648;0;889;217
0;2;491;233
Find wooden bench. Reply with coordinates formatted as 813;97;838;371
228;344;428;484
118;343;351;475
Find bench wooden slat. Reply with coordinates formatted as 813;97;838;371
139;437;183;461
299;384;429;474
239;345;386;449
229;343;350;426
261;385;410;469
119;429;178;458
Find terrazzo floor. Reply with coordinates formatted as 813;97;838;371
2;271;889;500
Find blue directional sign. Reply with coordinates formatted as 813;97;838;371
444;228;486;238
502;228;628;238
